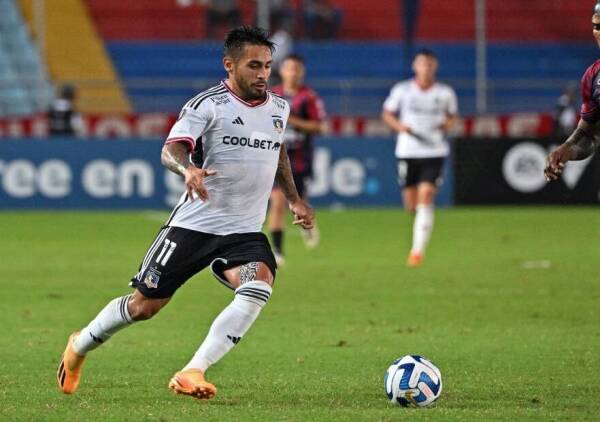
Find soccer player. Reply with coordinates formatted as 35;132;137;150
268;54;326;265
56;26;314;400
545;2;600;181
382;49;458;267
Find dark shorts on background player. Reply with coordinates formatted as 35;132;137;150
130;227;277;299
273;171;310;198
397;157;445;188
293;171;310;198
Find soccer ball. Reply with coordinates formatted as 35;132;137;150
384;355;442;407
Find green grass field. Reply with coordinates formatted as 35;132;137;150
1;207;599;421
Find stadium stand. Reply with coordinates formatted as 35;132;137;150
321;0;401;39
18;0;131;113
85;0;592;42
0;0;51;117
6;1;599;117
81;0;597;116
105;41;597;116
85;0;259;40
417;0;591;41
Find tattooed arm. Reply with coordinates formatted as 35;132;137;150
274;143;300;204
161;142;215;201
544;119;599;181
275;143;315;229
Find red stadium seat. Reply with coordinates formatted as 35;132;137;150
86;0;210;40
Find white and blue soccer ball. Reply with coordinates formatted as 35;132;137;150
384;355;442;407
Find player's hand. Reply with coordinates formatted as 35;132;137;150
184;167;216;201
397;122;412;134
439;119;455;133
544;145;570;181
289;200;315;230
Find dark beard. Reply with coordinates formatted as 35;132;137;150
244;87;267;101
236;78;267;101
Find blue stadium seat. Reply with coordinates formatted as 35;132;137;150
106;41;598;116
0;2;50;117
0;64;17;79
0;86;32;117
0;1;20;26
0;49;10;66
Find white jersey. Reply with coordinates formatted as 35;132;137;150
164;81;290;235
383;79;458;159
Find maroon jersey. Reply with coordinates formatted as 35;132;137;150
580;59;600;123
271;85;326;175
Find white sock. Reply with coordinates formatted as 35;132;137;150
72;295;134;355
411;204;434;256
183;280;272;372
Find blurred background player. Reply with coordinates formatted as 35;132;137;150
269;54;326;265
48;84;82;137
552;83;578;138
382;49;458;267
545;1;600;180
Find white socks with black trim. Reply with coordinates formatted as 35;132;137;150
71;281;272;369
411;204;435;256
183;280;272;372
72;295;134;355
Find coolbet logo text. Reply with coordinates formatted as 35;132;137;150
222;136;280;151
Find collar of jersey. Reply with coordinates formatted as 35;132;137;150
221;80;270;108
412;78;436;91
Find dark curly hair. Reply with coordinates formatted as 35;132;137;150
224;26;275;59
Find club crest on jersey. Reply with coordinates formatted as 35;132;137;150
143;268;161;289
272;117;284;134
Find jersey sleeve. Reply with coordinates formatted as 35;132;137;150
446;87;458;116
165;101;215;151
580;63;600;124
382;83;404;113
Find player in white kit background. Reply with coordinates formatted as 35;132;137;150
57;26;314;400
382;49;458;267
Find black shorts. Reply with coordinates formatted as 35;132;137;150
397;157;445;188
130;226;277;299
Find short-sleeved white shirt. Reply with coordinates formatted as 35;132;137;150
164;81;290;235
383;80;458;159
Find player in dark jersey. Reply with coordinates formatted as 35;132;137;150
545;2;600;180
268;54;326;264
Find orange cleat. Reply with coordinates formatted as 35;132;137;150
406;252;423;268
168;369;217;400
57;332;86;394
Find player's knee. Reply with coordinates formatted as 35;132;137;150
419;197;435;206
223;261;274;289
255;262;274;286
417;185;437;204
128;295;168;321
129;303;160;321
